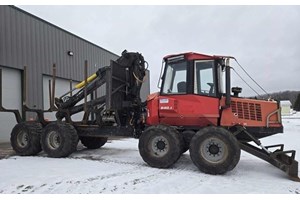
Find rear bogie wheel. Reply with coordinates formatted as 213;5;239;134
10;122;42;156
41;122;79;158
80;137;108;149
189;126;241;175
138;125;182;168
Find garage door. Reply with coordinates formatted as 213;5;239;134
43;76;90;121
0;67;22;143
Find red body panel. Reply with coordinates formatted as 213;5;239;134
146;92;160;125
220;97;282;128
147;93;282;131
147;93;219;127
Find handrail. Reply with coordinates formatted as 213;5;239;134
266;108;281;128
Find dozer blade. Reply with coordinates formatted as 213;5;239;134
271;150;300;182
239;142;300;182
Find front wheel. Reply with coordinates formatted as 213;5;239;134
189;126;241;175
138;125;182;168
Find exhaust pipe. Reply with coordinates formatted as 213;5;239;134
225;58;231;106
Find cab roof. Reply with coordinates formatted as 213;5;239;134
164;52;233;61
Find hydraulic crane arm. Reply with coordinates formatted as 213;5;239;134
54;50;147;127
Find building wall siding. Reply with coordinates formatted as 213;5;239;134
0;5;120;109
0;5;150;115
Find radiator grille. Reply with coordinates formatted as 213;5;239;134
231;101;262;121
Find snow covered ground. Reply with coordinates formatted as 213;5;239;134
0;114;300;194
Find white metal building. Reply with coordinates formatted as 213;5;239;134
280;100;292;116
0;5;150;143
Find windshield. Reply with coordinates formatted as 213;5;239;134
162;61;187;94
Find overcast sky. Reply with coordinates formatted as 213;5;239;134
18;5;300;96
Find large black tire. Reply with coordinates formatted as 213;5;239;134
41;122;79;158
138;125;182;168
80;137;108;149
10;122;42;156
189;126;241;175
181;130;195;154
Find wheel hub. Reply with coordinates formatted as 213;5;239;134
150;136;169;157
201;137;228;163
17;131;29;148
208;144;220;155
47;131;61;150
156;140;166;150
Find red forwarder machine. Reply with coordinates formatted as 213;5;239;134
1;50;299;181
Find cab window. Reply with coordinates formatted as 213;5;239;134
194;60;216;96
162;61;187;94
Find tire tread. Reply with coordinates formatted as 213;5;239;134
10;122;42;156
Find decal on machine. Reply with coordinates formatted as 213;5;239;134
159;98;169;104
160;106;173;110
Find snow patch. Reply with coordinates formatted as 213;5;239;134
1;117;300;193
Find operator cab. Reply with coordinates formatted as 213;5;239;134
160;52;230;98
146;52;232;127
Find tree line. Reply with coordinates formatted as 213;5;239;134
251;90;300;111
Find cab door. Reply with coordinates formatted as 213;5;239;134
159;60;219;127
